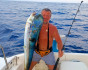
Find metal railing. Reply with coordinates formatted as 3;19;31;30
0;45;8;69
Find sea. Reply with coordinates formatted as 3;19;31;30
0;1;88;57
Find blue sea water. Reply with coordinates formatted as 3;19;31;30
0;1;88;57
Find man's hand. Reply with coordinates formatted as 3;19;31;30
58;50;64;57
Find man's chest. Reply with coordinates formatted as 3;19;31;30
39;26;54;39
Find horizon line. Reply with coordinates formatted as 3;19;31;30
2;0;88;3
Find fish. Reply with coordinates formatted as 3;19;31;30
24;13;43;70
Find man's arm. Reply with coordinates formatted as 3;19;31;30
53;26;63;57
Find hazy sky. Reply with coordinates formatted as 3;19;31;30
12;0;88;3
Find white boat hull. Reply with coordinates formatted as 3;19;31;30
0;53;88;70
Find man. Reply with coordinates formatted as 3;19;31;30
29;8;63;70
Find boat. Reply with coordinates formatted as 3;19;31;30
0;35;88;70
0;52;88;70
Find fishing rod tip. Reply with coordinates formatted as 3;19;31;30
81;1;83;3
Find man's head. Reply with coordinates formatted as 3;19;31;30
41;8;51;24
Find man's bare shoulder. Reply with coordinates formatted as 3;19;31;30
49;23;57;29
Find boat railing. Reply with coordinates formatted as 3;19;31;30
0;45;8;70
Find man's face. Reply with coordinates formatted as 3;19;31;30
41;10;51;23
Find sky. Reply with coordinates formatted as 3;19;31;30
11;0;88;3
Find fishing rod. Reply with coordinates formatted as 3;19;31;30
63;1;83;49
53;1;83;70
